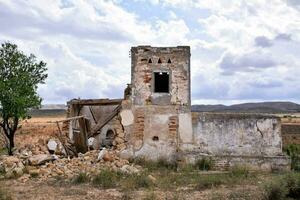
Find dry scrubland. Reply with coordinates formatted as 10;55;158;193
0;115;300;200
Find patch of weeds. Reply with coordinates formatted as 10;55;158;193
284;144;300;171
263;172;300;200
129;157;177;171
0;165;5;176
22;166;29;174
179;163;195;172
285;173;300;199
30;172;39;178
72;172;89;184
228;189;255;200
0;189;12;200
263;179;287;200
92;169;121;188
229;165;250;178
156;158;178;171
194;158;214;171
0;148;7;156
121;173;154;190
195;175;225;190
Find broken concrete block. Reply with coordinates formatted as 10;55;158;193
47;139;57;154
28;154;57;166
97;148;107;161
88;137;95;149
120;110;134;126
120;164;139;174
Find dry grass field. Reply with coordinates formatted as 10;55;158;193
15;116;65;148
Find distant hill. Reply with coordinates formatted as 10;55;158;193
41;104;67;110
192;102;300;113
27;104;67;117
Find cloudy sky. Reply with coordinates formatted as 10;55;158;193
0;0;300;105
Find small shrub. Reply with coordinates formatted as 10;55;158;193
132;174;152;188
73;173;89;184
92;169;121;188
229;165;250;178
285;173;300;199
30;172;39;178
284;144;300;171
263;180;287;200
157;158;178;171
195;158;214;171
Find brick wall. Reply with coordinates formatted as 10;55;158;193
133;109;145;141
168;116;178;139
281;124;300;146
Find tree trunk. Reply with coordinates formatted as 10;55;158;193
0;117;18;156
8;134;14;156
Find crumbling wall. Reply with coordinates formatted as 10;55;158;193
281;123;300;147
120;104;179;161
94;115;126;151
189;112;283;157
67;99;126;151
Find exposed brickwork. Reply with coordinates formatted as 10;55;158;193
107;115;126;150
168;116;178;139
282;124;300;146
133;109;145;141
131;46;191;107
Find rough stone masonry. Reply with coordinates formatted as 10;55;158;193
68;46;290;171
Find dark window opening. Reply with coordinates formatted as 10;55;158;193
152;136;159;141
154;72;169;93
158;58;162;63
148;58;152;63
104;129;114;148
167;58;172;63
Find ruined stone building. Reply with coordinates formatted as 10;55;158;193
67;46;289;170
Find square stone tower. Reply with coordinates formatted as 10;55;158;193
123;46;193;160
131;46;191;108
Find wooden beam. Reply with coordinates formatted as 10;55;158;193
74;117;88;153
67;98;123;106
90;104;122;137
55;116;85;123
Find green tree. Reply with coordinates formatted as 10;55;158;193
0;42;47;155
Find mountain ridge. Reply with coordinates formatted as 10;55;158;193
191;101;300;113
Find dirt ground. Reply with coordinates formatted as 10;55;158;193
0;178;263;200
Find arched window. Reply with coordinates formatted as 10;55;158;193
105;129;114;148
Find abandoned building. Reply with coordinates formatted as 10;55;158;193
66;46;290;170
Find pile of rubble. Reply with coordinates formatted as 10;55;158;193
0;139;140;183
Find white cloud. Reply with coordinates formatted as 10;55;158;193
0;0;299;104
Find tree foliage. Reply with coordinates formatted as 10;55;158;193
0;42;47;155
